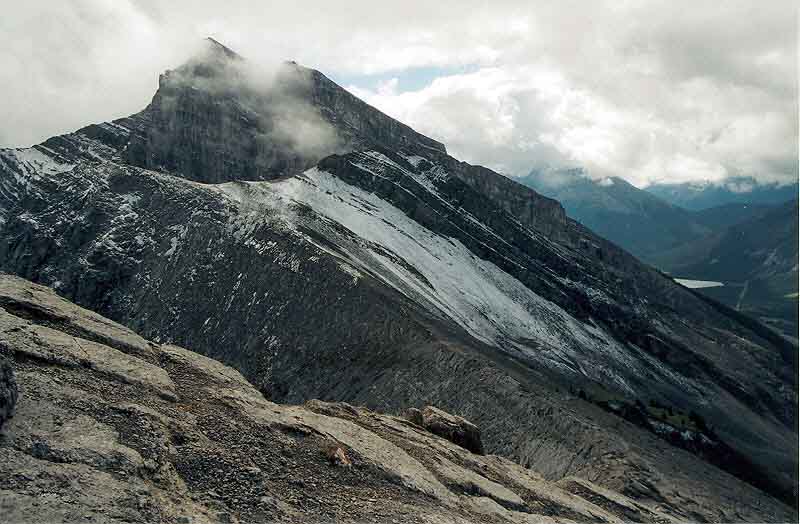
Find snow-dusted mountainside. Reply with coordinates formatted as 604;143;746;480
0;39;796;518
217;155;652;391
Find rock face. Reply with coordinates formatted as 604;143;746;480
0;39;797;519
1;273;691;523
405;406;484;455
124;37;446;184
0;345;16;428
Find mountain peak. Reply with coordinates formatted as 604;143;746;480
203;36;243;61
121;41;447;183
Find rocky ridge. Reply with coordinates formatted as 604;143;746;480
1;273;686;523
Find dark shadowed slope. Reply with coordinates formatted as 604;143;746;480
690;202;775;230
519;168;710;260
662;200;799;339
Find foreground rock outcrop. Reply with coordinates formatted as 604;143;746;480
404;406;484;455
0;274;695;523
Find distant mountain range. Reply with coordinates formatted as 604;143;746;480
658;199;799;339
518;168;776;260
520;167;798;340
645;177;798;211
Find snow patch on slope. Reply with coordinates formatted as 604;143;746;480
0;148;74;200
674;279;724;289
11;148;74;177
218;162;641;392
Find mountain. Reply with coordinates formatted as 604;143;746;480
519;167;795;337
660;200;799;339
0;39;796;518
519;168;711;259
646;176;798;211
520;168;783;266
2;274;695;523
690;202;775;230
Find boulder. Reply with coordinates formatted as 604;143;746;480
405;406;484;455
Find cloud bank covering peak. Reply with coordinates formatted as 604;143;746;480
1;0;797;187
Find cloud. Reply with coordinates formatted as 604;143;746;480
347;67;570;174
0;0;796;187
341;1;798;185
0;0;203;147
163;43;342;165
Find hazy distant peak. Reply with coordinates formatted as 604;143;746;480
523;166;588;189
646;176;799;210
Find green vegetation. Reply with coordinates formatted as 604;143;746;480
569;385;708;434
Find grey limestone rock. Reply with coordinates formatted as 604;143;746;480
404;405;484;455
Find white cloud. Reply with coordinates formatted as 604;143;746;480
0;0;796;187
348;66;574;174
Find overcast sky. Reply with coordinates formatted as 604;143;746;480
1;1;797;186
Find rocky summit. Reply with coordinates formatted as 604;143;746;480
0;39;797;522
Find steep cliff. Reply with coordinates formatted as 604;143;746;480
120;38;445;184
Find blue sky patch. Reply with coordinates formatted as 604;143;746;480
329;64;480;93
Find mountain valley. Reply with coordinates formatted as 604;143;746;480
520;167;799;341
